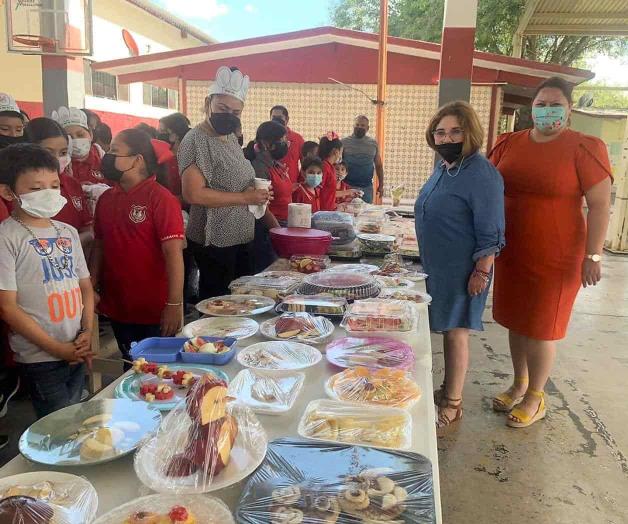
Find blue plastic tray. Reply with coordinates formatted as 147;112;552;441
180;336;237;365
130;337;185;363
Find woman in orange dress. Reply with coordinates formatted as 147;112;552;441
489;77;612;428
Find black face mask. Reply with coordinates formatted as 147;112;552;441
0;134;26;150
435;142;463;164
354;128;367;139
270;142;289;160
209;112;241;136
272;116;287;127
101;153;134;182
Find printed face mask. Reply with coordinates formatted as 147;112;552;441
306;173;323;188
532;106;567;132
17;189;67;218
71;137;91;158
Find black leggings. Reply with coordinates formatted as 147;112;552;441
187;240;254;300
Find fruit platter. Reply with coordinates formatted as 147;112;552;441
289;254;331;274
134;375;267;494
260;313;335;345
195;295;275;317
326;336;416;371
115;362;230;411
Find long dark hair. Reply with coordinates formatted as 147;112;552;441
118;128;168;187
25;117;68;144
243;120;286;161
160;112;191;142
318;136;342;161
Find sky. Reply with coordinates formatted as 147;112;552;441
149;0;626;85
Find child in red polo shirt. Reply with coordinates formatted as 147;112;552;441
318;132;343;211
90;129;184;363
335;161;362;204
293;157;323;213
52;107;109;186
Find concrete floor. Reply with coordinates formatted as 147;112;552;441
1;256;626;523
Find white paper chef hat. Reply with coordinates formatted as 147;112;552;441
51;106;89;130
0;93;20;114
208;66;250;102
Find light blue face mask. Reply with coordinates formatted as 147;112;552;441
532;106;567;132
306;173;323;188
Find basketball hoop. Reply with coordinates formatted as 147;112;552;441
12;34;57;50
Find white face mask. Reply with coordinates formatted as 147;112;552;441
71;138;91;159
58;154;71;173
18;189;67;219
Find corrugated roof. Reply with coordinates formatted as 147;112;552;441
524;0;628;35
124;0;216;44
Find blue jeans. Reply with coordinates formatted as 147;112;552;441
349;184;373;203
19;361;85;419
110;321;161;370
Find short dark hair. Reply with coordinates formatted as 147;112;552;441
0;111;24;121
243;120;286;160
533;76;573;104
355;115;369;124
270;105;289;119
318;136;343;161
301;141;318;158
0;143;59;190
94;122;112;144
25;117;67;143
82;109;101;128
302;156;323;172
134;122;158;139
160;112;191;142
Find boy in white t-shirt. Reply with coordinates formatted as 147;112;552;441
0;144;95;418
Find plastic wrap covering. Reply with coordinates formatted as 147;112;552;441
373;257;427;282
0;472;98;524
341;299;417;334
261;313;335;345
289;255;331;274
93;493;234;524
356;212;387;234
181;317;260;340
228;369;305;415
18;399;161;467
236;342;322;374
326;367;421;409
298;399;412;450
278;295;348;317
134;375;267;494
377;288;433;305
357;233;396;255
326;263;378;274
327;240;362;259
374;276;414;289
325;337;415;371
229;275;302;301
311;212;356;246
298;272;380;301
236;437;436;523
195;295;276;317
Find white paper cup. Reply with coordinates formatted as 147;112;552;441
254;178;272;190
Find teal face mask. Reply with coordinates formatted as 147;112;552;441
532;106;567;132
306;173;322;188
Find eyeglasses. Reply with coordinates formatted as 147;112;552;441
432;128;464;140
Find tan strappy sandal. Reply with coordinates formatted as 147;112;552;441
436;397;463;428
493;376;528;412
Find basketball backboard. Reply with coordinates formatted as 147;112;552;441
5;0;93;56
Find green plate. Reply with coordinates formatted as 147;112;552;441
114;364;229;411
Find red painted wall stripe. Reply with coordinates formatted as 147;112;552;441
439;27;476;80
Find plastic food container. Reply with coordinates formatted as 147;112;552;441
229;274;301;301
130;337;184;363
228;369;305;415
298;399;412;450
289;254;330;274
357;233;396;255
180;336;237;365
298;271;380;301
270;227;332;258
326;367;422;409
260;313;335;345
325;336;416;371
327;239;362;259
311;211;356;245
277;295;348;317
378;288;433;304
341;299;416;333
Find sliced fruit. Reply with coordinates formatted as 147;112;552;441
165;453;198;477
186;376;228;424
277;329;301;339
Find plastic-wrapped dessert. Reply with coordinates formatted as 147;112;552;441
0;496;54;524
260;313;334;344
228;370;305;415
298;272;380;301
326;367;421;408
196;295;275;316
378;288;433;304
289;255;331;274
229;275;301;300
325;336;415;371
311;211;356;246
123;505;196;523
341;299;416;333
357;233;396;255
278;295;348;317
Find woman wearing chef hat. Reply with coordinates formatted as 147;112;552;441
178;66;278;299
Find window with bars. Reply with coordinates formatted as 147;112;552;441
143;84;179;110
84;60;118;100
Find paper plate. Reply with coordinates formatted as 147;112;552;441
93;493;234;523
237;341;322;374
181;316;259;340
19;399;161;467
114;364;230;411
228;369;305;415
0;471;98;524
259;315;334;345
195;295;275;317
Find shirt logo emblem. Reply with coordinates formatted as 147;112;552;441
92;170;103;179
71;196;82;211
129;205;147;224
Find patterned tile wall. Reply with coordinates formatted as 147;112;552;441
187;81;495;197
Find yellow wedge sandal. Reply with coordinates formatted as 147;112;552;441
507;389;546;428
492;376;528;412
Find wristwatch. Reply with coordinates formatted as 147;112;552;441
585;254;602;262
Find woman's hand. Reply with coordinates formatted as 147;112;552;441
243;187;270;205
467;272;488;296
161;304;182;337
581;259;601;288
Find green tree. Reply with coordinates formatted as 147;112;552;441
330;0;628;66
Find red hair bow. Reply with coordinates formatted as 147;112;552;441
151;138;175;165
326;131;339;141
